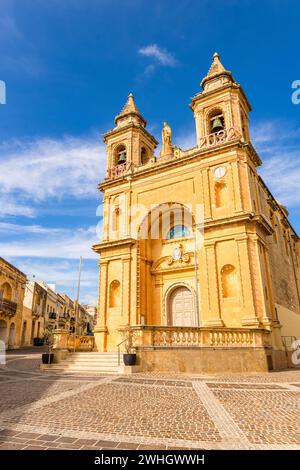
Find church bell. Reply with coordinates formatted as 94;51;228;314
117;151;126;165
212;117;224;132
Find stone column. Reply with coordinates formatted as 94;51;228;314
94;260;108;351
203;241;224;327
102;196;110;242
122;255;131;325
201;168;212;220
230;161;243;213
236;236;260;327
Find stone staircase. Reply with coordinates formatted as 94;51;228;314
48;352;120;374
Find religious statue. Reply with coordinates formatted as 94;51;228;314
161;121;173;157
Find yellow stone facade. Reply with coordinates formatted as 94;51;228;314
0;257;26;349
93;53;300;372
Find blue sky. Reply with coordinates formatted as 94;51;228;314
0;0;299;305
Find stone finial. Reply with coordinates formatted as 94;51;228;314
200;52;233;90
115;93;147;127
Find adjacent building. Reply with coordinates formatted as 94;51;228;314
22;280;47;346
0;257;26;349
0;259;95;350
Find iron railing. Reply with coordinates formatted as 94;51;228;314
117;338;127;366
0;299;17;316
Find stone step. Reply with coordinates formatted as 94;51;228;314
70;352;118;357
50;362;120;369
49;365;120;373
68;357;119;360
64;359;119;364
44;352;123;374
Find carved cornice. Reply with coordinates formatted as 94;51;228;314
204;212;273;235
92;238;136;254
151;251;194;274
99;138;250;191
103;123;158;146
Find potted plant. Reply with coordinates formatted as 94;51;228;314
122;324;137;366
42;327;55;364
33;337;44;346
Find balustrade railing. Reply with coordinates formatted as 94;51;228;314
125;325;269;349
53;331;94;351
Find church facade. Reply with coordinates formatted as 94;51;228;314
93;53;300;373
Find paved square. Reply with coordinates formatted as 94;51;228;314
0;351;300;450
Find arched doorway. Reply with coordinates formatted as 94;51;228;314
169;286;196;327
8;323;15;349
0;319;8;345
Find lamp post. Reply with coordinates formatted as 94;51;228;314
73;257;83;353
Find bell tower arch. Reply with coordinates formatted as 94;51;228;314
104;93;158;177
190;52;251;146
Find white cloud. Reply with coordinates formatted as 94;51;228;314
0;222;64;234
174;130;196;150
10;257;99;306
0;222;102;259
138;44;177;67
0;196;36;218
0;135;105;217
252;120;300;207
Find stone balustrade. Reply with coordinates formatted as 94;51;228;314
125;325;270;349
53;330;94;351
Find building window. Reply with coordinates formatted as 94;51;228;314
215;181;228;208
141;147;149;165
0;282;12;301
109;280;121;308
221;264;238;298
166;225;190;240
114;144;127;166
208;109;225;134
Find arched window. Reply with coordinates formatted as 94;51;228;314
114;144;127;166
109;280;121;308
141;147;149;165
208;109;225;134
166;225;190;240
221;264;238;298
0;282;12;301
215;181;228;208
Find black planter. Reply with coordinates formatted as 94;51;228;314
123;353;137;366
34;337;44;346
42;353;54;364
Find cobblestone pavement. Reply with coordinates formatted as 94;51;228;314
0;350;300;450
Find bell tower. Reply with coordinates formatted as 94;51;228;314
104;93;158;178
190;53;251;146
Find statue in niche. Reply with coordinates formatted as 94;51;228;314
160;121;173;157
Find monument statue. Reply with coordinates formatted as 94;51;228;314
161;121;173;156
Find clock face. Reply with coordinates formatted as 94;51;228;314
172;247;182;261
214;166;226;179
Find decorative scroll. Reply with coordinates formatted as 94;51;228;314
198;127;242;150
107;161;133;179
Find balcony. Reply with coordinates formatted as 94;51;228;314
0;299;17;318
32;306;43;317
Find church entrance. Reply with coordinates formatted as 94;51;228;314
169;286;195;327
